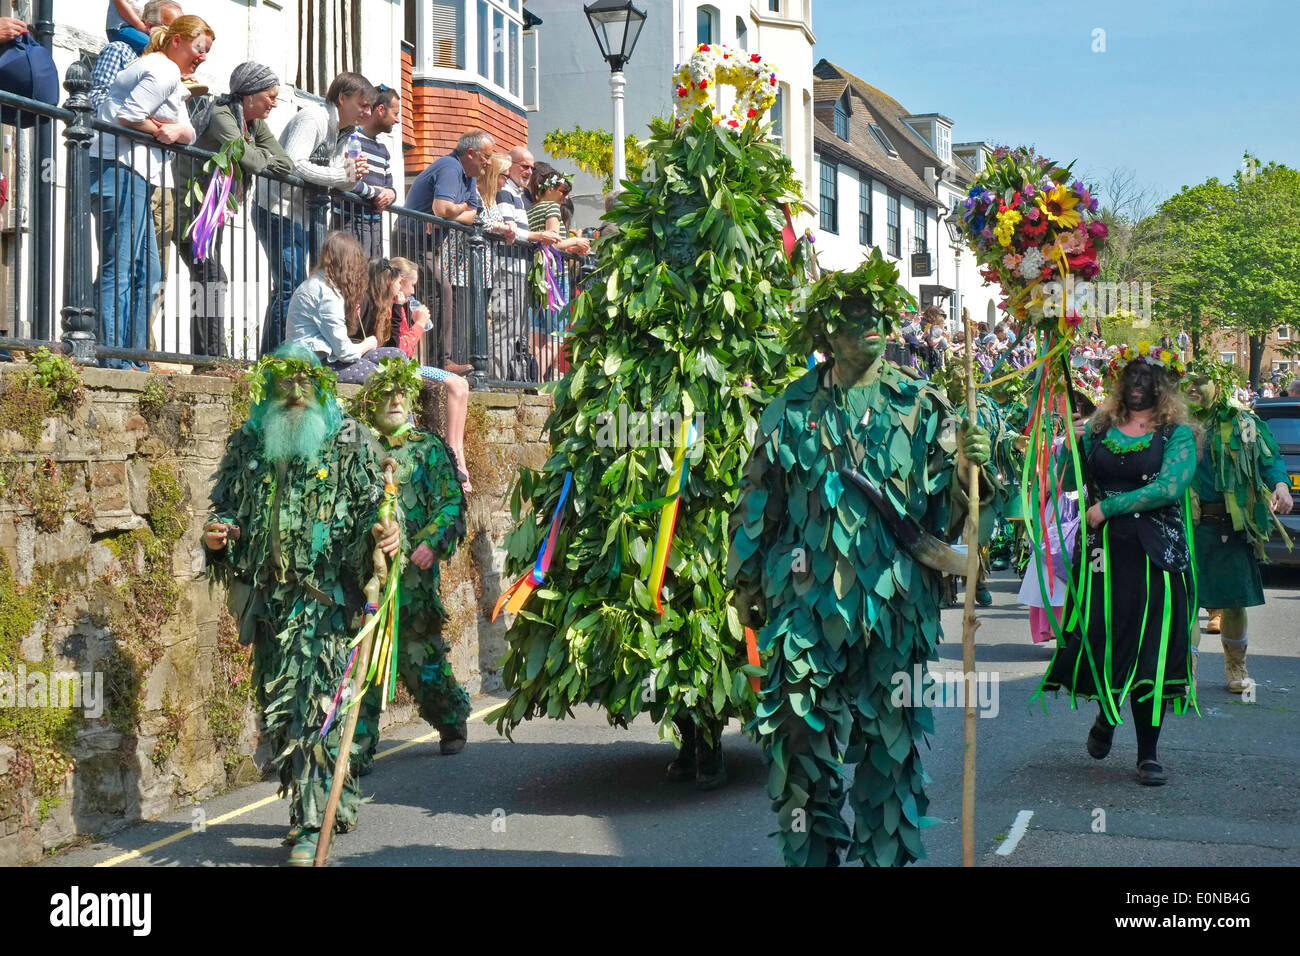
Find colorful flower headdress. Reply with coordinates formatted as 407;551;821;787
672;43;779;132
247;348;338;408
346;356;423;423
1104;340;1186;382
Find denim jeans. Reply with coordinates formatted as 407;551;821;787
252;205;308;357
91;159;159;371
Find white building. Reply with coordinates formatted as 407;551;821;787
810;59;999;332
523;0;817;230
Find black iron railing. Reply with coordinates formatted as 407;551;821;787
0;61;594;388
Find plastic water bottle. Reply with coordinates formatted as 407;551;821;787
346;130;362;178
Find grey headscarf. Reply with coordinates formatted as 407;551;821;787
216;62;280;134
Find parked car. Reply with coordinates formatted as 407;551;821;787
1254;397;1300;568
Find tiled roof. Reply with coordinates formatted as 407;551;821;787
812;77;847;102
813;59;978;205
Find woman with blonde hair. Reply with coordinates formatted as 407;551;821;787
1037;347;1202;786
90;13;214;368
285;232;404;384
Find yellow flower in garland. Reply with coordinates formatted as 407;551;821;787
1037;185;1082;230
993;209;1022;247
316;467;328;480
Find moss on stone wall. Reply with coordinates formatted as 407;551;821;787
206;606;254;774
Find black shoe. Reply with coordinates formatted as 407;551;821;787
1136;759;1166;786
694;726;727;791
439;724;468;755
1086;716;1114;760
666;716;696;782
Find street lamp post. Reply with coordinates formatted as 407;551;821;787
583;0;647;194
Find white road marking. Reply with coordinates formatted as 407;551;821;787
995;809;1034;856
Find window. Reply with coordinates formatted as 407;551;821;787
886;190;900;257
833;91;849;141
522;24;538;108
697;6;717;45
464;1;525;100
477;1;489;79
769;85;785;149
819;159;838;234
768;0;781;12
937;123;950;162
914;204;927;254
509;20;520;96
868;123;898;157
429;0;465;69
1278;325;1292;340
736;16;747;50
858;176;872;246
1219;352;1236;365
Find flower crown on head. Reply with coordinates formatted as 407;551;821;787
536;171;571;194
1104;340;1186;382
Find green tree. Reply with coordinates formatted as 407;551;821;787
542;125;651;193
489;110;804;737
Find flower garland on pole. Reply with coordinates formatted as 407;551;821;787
958;147;1111;645
673;43;779;131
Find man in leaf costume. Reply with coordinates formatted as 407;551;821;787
203;345;398;864
348;359;471;762
489;107;806;789
1184;359;1293;692
728;256;996;867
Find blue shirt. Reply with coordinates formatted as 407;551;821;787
405;153;480;216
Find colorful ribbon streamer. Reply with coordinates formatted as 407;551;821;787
491;471;573;622
648;418;697;614
540;246;568;312
187;170;234;262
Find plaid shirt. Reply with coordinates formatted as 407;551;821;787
89;41;138;112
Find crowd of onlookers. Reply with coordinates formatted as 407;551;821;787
70;2;594;401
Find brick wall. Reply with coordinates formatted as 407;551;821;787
405;82;529;179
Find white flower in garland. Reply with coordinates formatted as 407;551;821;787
1017;246;1045;280
672;43;780;132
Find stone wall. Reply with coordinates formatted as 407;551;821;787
0;364;551;865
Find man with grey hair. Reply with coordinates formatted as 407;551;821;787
404;131;497;372
89;1;183;111
1288;379;1300;398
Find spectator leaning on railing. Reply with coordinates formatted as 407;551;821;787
90;14;212;370
332;82;398;257
285;231;405;384
89;2;181;111
178;61;293;358
254;71;371;356
405;129;495;374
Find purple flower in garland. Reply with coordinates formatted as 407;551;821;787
1088;197;1100;212
1072;179;1086;194
982;190;997;204
1023;182;1036;198
971;214;986;232
963;197;975;210
980;226;994;241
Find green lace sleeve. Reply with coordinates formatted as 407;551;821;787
1099;424;1197;519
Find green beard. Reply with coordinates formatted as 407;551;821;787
262;402;330;463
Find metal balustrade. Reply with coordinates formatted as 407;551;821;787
0;61;594;387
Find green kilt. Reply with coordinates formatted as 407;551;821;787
1193;522;1265;609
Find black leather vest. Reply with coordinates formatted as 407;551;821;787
1086;424;1190;573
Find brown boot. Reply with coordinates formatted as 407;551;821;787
1222;636;1250;693
1205;608;1222;634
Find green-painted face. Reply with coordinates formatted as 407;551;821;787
273;372;315;409
1195;377;1217;408
829;296;888;370
370;389;409;437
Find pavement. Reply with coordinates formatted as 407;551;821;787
42;567;1300;867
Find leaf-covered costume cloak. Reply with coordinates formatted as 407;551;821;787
355;426;469;765
1191;404;1289;608
728;358;992;866
489;113;804;741
206;419;384;830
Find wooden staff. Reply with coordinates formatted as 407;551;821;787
315;461;396;866
960;315;981;868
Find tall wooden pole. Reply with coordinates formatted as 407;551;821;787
960;316;981;867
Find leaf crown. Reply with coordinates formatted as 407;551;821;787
797;248;915;351
346;356;423;423
247;350;338;408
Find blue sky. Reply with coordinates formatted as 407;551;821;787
811;0;1296;209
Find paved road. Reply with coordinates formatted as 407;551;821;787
45;567;1300;867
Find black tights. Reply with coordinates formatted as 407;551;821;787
1103;697;1165;763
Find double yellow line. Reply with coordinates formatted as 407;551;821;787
94;704;497;867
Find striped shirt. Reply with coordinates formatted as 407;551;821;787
342;128;393;205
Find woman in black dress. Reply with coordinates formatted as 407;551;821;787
1038;347;1200;785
